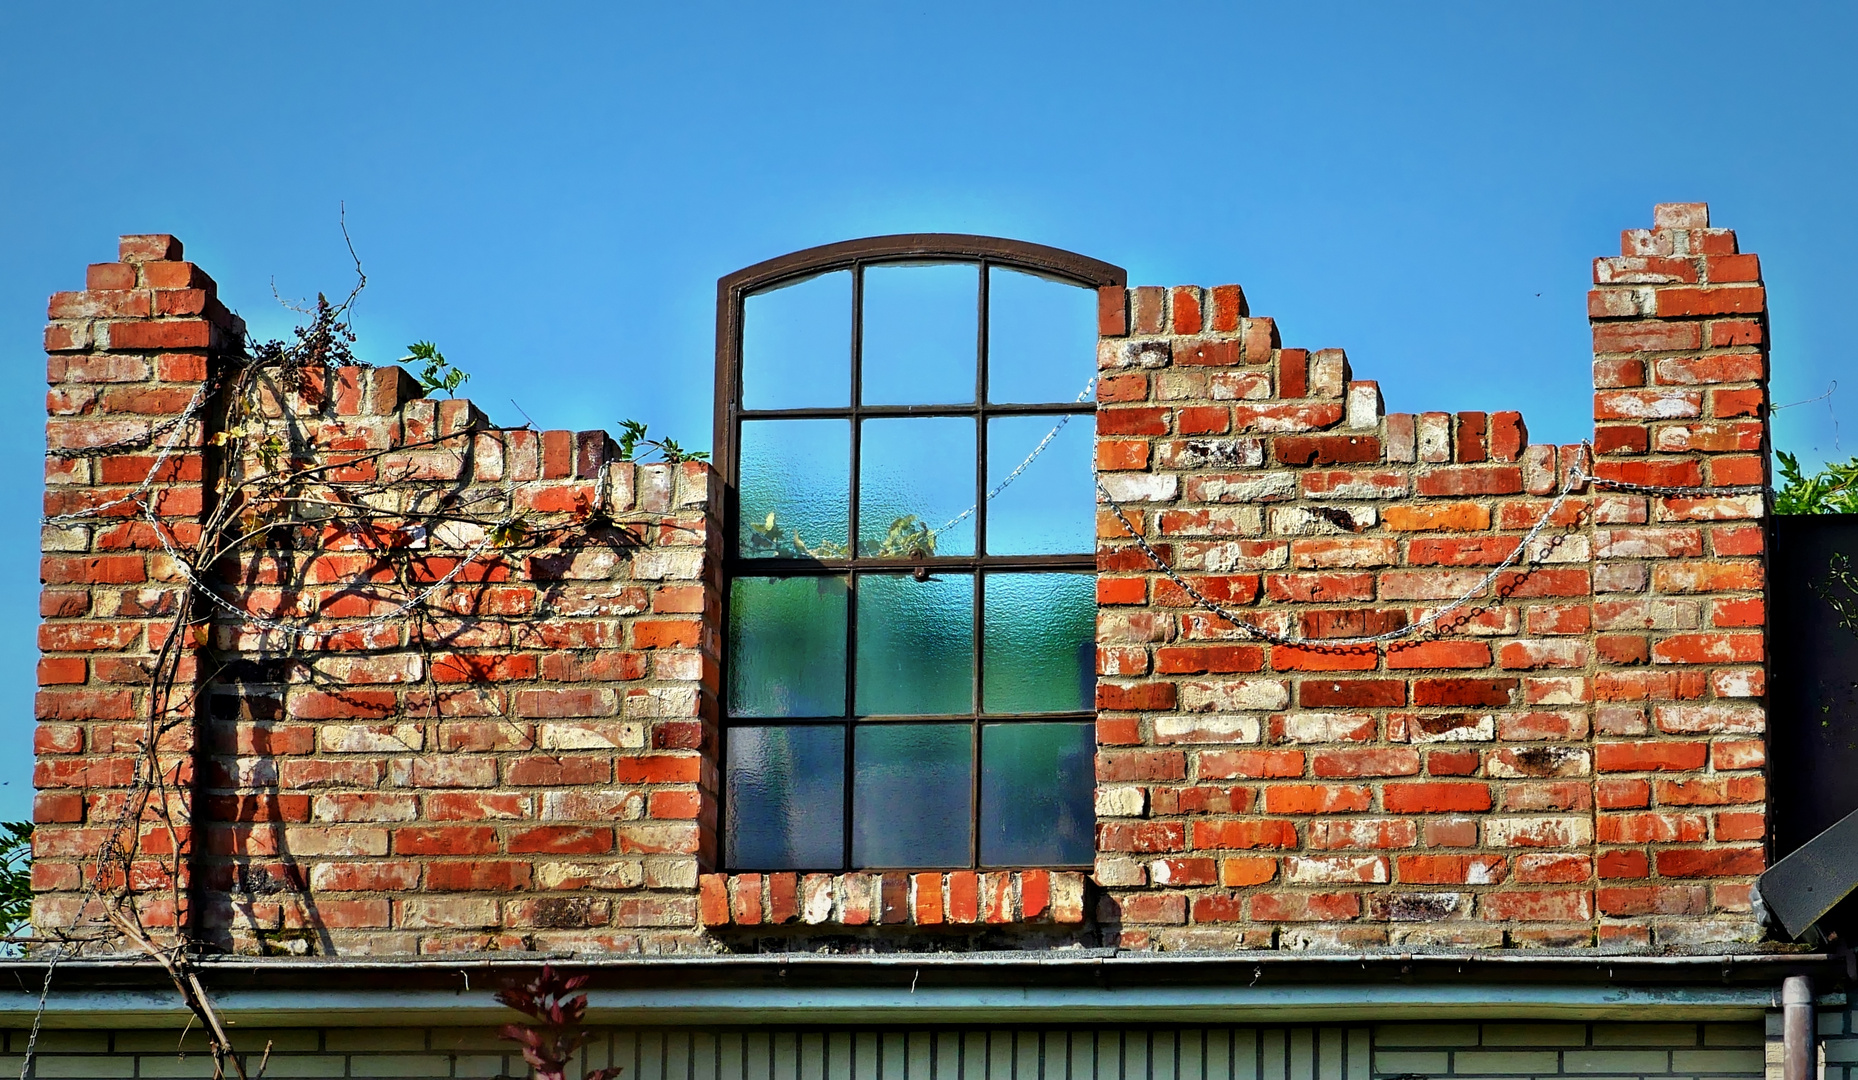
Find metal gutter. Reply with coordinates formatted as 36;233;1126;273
0;951;1837;1029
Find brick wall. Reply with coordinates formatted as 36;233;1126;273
33;205;1775;956
37;237;721;954
1088;203;1769;951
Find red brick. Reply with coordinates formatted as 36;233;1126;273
1250;892;1359;921
1097;577;1147;605
1311;748;1418;778
1097;750;1186;782
1270;645;1377;672
1199;749;1305;779
1277;349;1309;398
1654;286;1765;318
1651;633;1763;665
1097;681;1177;711
1273;435;1381;466
1413;678;1517;708
1098;408;1170;436
1479;889;1592;922
1098;821;1186;853
394;827;498;855
1654;847;1764;877
1176;340;1239;367
1397;853;1506;885
425;861;533;891
1097;287;1127;336
1210;285;1246;331
1192;820;1298;850
1383;782;1492;813
1263;784;1372;814
1414;466;1523;497
1155;645;1266;674
1592;321;1702;354
1299;679;1405;708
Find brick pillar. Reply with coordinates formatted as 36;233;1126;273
37;235;243;939
1587;203;1769;947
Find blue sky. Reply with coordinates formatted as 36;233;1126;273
1;3;1853;821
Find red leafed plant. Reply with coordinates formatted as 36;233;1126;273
497;964;624;1080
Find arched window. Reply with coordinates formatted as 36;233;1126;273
715;236;1124;873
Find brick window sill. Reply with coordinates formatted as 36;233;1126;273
699;870;1087;928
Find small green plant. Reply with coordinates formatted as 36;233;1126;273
743;509;937;560
614;419;709;463
0;821;32;943
1775;450;1858;514
1815;552;1858;635
404;341;470;398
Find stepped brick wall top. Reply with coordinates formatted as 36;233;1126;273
33;204;1774;956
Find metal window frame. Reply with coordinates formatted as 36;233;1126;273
714;236;1125;875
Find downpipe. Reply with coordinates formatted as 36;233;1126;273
1783;975;1814;1080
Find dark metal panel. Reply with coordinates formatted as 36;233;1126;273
1769;514;1858;856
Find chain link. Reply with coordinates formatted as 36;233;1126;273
1097;440;1771;650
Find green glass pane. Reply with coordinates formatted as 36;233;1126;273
855;572;973;717
853;723;972;869
982;572;1095;714
728;576;847;718
742;270;851;410
727;725;845;870
987;267;1098;405
858;417;975;557
980;722;1095;867
739;419;850;559
985;414;1094;556
861;263;977;406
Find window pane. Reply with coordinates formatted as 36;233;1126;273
987;267;1098;405
984;414;1094;555
739;419;850;559
861;263;977;406
983;572;1095;714
742;270;851;410
857;417;976;557
729;576;848;718
727;725;845;870
853;723;972;868
855;572;974;716
980;722;1095;867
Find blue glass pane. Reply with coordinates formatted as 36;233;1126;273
861;263;977;406
983;572;1096;714
984;414;1094;556
742;270;851;410
853;723;972;868
729;576;847;718
858;417;975;557
980;722;1095;867
727;725;845;870
987;267;1098;405
739;419;850;559
855;573;974;717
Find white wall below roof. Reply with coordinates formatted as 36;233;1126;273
0;1018;1785;1080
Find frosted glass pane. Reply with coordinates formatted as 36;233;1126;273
853;723;972;868
739;420;850;559
858;417;975;557
983;572;1095;714
727;725;844;869
987;267;1099;405
861;263;977;406
729;576;847;718
985;414;1094;555
980;721;1094;866
742;271;851;410
855;573;973;716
